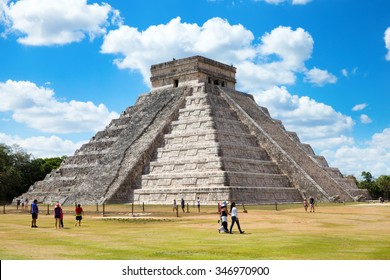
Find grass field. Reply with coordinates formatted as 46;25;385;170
1;202;389;260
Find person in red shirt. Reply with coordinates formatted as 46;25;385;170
75;204;84;226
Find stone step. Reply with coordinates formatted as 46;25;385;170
65;154;104;165
148;156;280;174
219;142;270;160
94;127;124;140
141;171;227;188
178;106;212;118
148;156;222;173
141;171;290;189
171;116;215;131
221;157;281;174
157;144;220;159
226;172;291;188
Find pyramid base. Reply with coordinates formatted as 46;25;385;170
132;186;303;205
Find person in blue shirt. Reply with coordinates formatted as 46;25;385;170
31;199;39;228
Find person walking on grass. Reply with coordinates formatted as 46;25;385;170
229;202;245;234
75;204;84;226
54;203;62;229
31;199;39;228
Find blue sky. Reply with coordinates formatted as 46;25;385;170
0;0;389;178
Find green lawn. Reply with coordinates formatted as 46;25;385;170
1;203;389;260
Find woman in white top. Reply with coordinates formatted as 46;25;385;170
229;202;244;234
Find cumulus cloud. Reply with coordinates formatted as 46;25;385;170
352;103;367;111
101;17;255;84
102;18;324;91
321;128;390;177
304;67;337;86
360;114;372;124
0;80;119;133
385;27;390;61
0;133;86;158
1;0;120;45
253;86;354;141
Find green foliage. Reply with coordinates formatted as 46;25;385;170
377;175;390;199
358;171;390;199
0;143;65;202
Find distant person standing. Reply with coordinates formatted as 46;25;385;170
229;202;244;234
197;197;200;212
54;203;61;229
31;199;39;228
181;198;185;213
75;204;84;226
309;196;315;212
173;199;177;212
303;198;309;212
60;206;64;228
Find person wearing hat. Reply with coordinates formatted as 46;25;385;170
54;203;62;229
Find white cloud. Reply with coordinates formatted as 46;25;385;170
385;27;390;61
0;133;86;158
341;67;358;78
321;128;390;177
102;19;321;92
304;67;337;86
253;86;354;141
258;26;313;70
360;114;372;124
0;80;119;133
101;17;255;85
2;0;119;45
352;103;367;111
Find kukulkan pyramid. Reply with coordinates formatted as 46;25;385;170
18;56;370;205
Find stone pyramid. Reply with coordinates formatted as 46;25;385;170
19;56;369;205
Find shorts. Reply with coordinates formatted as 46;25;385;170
76;216;82;221
32;213;38;219
55;214;61;219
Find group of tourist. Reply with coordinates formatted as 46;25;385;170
218;201;245;234
173;197;201;213
30;200;84;228
303;196;315;212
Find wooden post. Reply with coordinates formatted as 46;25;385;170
102;203;105;217
142;202;145;212
176;206;179;217
131;203;134;216
46;204;50;215
96;203;99;212
243;203;248;213
3;204;5;214
275;201;278;211
186;203;190;213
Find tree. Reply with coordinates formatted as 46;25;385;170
358;171;381;199
377;175;390;200
0;143;65;203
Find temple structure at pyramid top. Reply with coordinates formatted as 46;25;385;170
150;55;236;90
16;56;370;205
